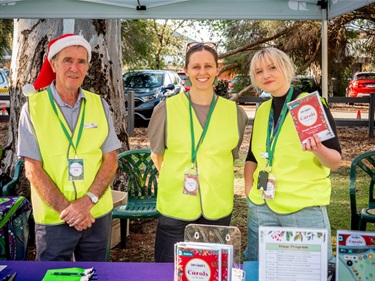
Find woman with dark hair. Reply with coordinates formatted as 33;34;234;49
148;42;248;262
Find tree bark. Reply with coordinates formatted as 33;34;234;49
0;19;128;195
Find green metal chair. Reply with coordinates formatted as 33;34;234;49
349;150;375;230
112;148;159;248
2;159;24;196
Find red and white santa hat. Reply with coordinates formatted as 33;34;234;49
23;34;91;95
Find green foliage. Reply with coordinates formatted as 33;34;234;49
121;19;194;70
121;19;156;70
0;19;13;61
215;79;229;98
213;4;375;96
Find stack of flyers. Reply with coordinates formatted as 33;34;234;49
174;242;233;281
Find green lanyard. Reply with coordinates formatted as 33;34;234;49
47;87;86;156
188;92;217;165
266;87;293;168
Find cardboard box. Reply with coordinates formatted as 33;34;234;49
111;190;128;248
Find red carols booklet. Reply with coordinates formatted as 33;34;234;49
174;242;233;281
287;91;335;144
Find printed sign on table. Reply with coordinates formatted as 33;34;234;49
259;226;328;281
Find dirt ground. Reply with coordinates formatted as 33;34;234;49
0;103;374;262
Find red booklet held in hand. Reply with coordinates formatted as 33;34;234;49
287;91;335;144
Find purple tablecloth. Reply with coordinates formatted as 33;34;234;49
0;261;174;280
0;261;259;281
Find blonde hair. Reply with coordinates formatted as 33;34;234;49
249;48;295;90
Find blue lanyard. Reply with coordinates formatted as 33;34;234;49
266;87;293;167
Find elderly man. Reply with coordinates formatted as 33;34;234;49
17;34;121;261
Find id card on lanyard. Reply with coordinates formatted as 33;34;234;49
47;87;86;181
183;92;217;196
257;87;294;200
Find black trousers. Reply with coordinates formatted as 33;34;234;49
154;213;232;263
35;212;112;261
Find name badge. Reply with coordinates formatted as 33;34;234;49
183;166;199;196
261;174;276;200
84;123;98;128
68;158;84;181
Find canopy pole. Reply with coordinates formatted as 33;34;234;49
63;19;75;34
321;6;328;100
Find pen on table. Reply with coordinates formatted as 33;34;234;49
2;272;16;281
8;273;16;281
51;272;85;276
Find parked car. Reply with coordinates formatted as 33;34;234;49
0;68;10;79
0;68;10;116
292;75;321;94
227;74;259;104
123;70;184;121
228;74;252;97
177;71;190;92
346;72;375;98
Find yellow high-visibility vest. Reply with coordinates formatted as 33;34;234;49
29;89;113;224
157;93;239;220
249;97;331;214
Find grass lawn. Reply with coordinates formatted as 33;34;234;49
329;166;375;255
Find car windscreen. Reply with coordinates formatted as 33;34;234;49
356;73;375;80
123;73;163;88
178;73;187;80
0;73;6;85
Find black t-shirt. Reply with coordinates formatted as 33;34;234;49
246;89;342;163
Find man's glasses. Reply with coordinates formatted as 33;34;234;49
186;42;217;51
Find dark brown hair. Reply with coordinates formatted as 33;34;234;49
185;44;219;69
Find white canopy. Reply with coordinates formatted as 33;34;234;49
0;0;373;20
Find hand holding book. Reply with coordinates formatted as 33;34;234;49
287;91;335;145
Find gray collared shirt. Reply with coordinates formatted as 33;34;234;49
17;82;121;161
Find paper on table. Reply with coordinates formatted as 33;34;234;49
259;226;328;281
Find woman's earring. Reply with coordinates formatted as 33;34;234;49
213;76;219;86
185;77;192;87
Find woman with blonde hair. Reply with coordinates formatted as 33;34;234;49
244;47;341;263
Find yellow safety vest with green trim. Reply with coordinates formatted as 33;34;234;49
28;89;113;224
157;93;239;220
248;94;331;214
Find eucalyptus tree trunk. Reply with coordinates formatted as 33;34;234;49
0;19;128;195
